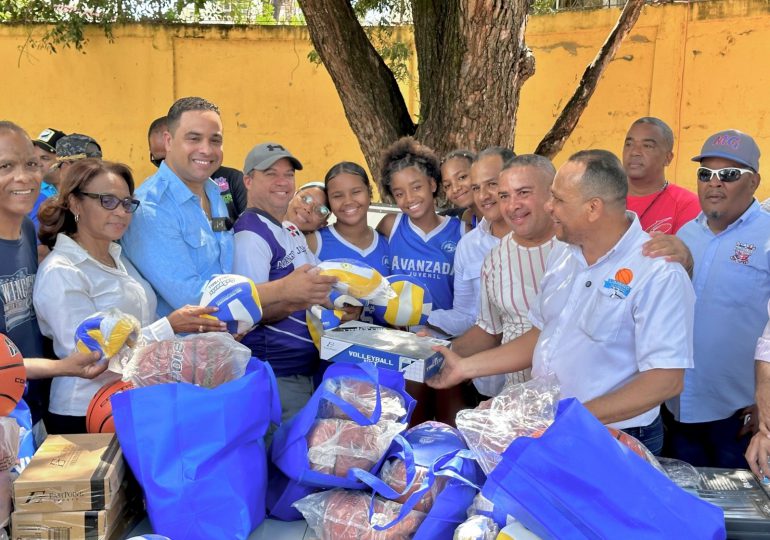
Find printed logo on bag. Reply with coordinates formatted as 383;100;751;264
730;242;755;265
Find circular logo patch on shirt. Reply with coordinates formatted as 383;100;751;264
441;241;457;254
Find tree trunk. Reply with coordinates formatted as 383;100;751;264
298;0;415;177
534;0;646;158
412;0;535;157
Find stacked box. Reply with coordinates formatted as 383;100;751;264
320;321;449;383
11;434;142;540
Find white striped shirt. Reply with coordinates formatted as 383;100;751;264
476;233;559;391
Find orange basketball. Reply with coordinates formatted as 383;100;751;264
614;268;633;285
0;334;26;416
86;379;134;433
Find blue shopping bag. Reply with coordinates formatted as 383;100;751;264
267;362;415;519
351;422;484;539
483;398;726;540
112;359;280;540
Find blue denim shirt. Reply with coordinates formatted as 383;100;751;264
121;162;233;317
667;200;770;422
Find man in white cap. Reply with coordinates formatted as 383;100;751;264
662;129;770;468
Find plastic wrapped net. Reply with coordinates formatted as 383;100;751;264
0;418;19;527
378;457;447;513
456;375;560;474
318;377;407;422
295;489;426;540
307;418;406;478
122;333;251;388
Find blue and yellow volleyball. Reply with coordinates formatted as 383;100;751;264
199;274;263;334
75;310;140;359
371;274;433;327
317;259;394;302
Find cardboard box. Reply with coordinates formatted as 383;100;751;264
11;481;142;540
320;321;448;382
13;434;125;513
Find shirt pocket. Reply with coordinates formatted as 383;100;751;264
578;286;627;342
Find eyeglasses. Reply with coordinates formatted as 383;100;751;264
79;192;141;213
696;166;754;183
298;194;330;217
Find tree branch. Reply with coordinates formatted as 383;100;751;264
535;0;645;158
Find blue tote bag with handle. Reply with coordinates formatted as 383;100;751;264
351;422;485;539
482;398;726;540
112;359;281;540
267;362;415;519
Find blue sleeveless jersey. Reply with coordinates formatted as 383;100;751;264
388;214;462;310
233;209;318;376
314;225;391;275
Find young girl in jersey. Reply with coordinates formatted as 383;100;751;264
376;137;468;426
285;181;330;236
377;137;464;312
440;149;479;230
308;162;390;276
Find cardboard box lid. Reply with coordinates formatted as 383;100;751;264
13;434;125;513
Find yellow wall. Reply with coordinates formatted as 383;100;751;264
2;0;770;199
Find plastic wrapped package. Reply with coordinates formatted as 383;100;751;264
318;377;407;422
122;333;251;388
453;515;499;540
466;492;497;519
378;458;447;512
307;419;407;478
456;376;560;474
295;489;426;540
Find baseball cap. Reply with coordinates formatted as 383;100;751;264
692;129;760;172
243;143;302;174
33;128;67;153
55;134;103;161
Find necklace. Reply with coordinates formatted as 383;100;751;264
638;181;668;223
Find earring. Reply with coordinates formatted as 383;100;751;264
74;214;79;223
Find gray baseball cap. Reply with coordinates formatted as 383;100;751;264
692;129;760;172
243;143;302;174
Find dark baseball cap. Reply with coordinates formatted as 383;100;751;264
33;128;67;153
55;134;103;161
692;129;760;172
243;143;302;174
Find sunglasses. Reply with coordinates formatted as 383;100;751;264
696;166;754;183
80;192;141;213
298;194;330;217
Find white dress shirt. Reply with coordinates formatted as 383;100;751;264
34;234;173;416
529;214;695;429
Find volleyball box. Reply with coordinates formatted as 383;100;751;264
13;434;125;513
320;321;449;383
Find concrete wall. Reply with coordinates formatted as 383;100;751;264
2;0;769;199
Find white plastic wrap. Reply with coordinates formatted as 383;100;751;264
453;515;499;540
74;308;140;363
121;333;251;388
456;375;560;474
307;418;406;478
294;489;426;540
